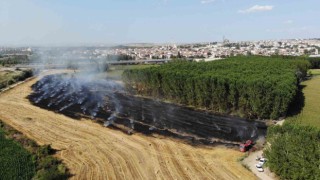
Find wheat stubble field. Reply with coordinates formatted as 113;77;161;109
0;72;255;180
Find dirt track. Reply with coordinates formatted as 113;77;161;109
0;74;256;180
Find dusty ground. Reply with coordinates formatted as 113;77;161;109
0;72;256;180
242;151;277;180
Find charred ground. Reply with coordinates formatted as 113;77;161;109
28;73;266;144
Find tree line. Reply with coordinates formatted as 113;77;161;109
107;54;134;61
271;55;320;69
0;55;30;66
308;57;320;69
123;56;310;119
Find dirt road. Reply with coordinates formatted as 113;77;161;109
242;151;277;180
0;75;256;180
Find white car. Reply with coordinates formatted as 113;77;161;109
257;167;264;172
259;158;267;163
257;158;267;166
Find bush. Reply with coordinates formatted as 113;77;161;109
36;144;55;158
38;156;59;170
33;166;69;180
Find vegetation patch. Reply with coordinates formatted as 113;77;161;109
0;69;33;90
0;55;30;67
264;123;320;180
309;69;320;76
286;75;320;128
0;120;70;180
106;64;158;80
307;57;320;69
0;127;35;179
123;56;310;119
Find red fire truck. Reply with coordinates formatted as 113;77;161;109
239;140;253;152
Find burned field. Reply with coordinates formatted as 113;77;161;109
29;74;265;143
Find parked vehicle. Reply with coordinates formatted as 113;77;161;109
256;158;267;168
259;158;267;163
257;167;264;172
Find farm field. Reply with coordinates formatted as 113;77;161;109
309;69;320;76
287;70;320;128
0;71;256;180
0;129;35;179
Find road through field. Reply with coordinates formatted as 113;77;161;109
0;74;256;180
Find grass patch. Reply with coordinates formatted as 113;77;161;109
286;73;320;128
241;163;251;171
237;152;249;162
0;128;35;179
0;120;70;179
308;69;320;76
0;71;22;83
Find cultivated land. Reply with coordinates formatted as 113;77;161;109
287;69;320;128
0;129;35;179
0;71;256;180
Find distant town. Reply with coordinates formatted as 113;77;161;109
1;38;320;62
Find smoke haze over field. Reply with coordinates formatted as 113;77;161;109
29;46;126;120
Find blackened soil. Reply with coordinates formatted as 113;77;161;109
29;74;266;145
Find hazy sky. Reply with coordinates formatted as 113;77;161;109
0;0;319;45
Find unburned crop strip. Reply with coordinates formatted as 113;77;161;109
0;120;71;179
